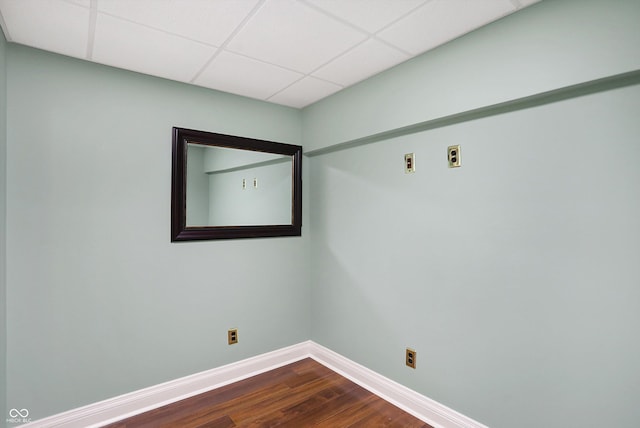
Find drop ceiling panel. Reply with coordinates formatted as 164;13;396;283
195;51;304;100
93;13;216;83
0;0;89;58
313;38;410;87
377;0;518;55
97;0;260;47
305;0;427;34
0;0;541;108
269;76;342;108
227;0;367;74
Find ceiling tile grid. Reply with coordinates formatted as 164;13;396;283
226;0;369;74
269;74;342;107
376;0;519;55
92;12;217;83
0;0;541;108
97;0;262;47
311;38;411;87
0;0;90;59
194;50;304;100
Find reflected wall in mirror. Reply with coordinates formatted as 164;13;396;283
186;145;292;227
171;127;302;241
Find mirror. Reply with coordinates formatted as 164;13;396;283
171;127;302;241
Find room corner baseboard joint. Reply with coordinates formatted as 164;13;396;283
20;340;486;428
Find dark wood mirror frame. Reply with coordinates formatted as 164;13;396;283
171;127;302;241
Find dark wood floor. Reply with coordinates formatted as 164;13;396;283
104;358;432;428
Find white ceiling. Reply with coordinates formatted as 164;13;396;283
0;0;540;108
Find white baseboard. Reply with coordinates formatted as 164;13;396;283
22;341;487;428
22;342;314;428
307;342;488;428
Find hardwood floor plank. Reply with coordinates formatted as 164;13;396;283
231;379;358;426
103;358;432;428
192;415;236;428
274;384;371;427
251;381;361;424
227;374;351;424
312;395;380;427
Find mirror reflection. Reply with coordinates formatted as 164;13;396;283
186;144;292;227
171;127;302;241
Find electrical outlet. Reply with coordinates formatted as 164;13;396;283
404;153;415;173
406;348;417;369
228;328;238;345
447;145;461;168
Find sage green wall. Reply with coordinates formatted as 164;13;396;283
5;45;309;421
3;1;640;427
303;0;640;153
1;26;7;428
306;1;640;427
308;85;640;428
208;162;292;226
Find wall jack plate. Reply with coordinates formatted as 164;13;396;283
406;348;417;369
228;328;238;345
447;145;461;168
404;153;416;173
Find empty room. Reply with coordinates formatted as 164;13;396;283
1;0;639;427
